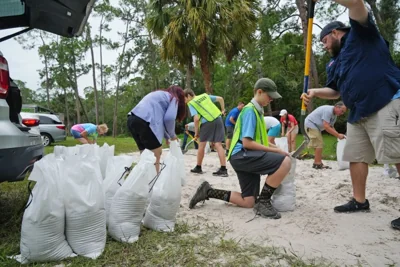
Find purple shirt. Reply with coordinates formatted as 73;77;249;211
130;91;177;143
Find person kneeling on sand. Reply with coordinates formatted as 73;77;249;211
188;78;291;219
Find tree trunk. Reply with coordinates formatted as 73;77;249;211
199;36;212;94
99;16;106;123
88;27;99;125
112;22;130;137
71;50;90;122
185;56;193;90
39;32;51;108
63;87;70;133
365;0;383;30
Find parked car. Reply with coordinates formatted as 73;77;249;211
0;0;95;183
21;112;66;146
19;112;41;136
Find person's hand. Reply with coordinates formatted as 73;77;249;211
285;132;289;137
337;134;346;140
221;109;226;116
300;90;316;106
277;148;290;157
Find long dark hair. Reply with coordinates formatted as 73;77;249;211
165;85;186;122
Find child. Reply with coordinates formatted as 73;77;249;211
71;123;108;144
127;85;186;173
183;89;227;176
189;78;291;219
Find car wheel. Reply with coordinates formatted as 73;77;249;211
41;133;52;147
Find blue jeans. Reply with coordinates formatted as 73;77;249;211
181;130;198;150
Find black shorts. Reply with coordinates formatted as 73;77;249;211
229;150;285;198
225;126;234;139
127;114;161;151
199;117;225;142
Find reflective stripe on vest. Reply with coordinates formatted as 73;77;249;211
189;93;221;122
227;103;268;160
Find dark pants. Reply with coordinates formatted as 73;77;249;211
181;130;198;150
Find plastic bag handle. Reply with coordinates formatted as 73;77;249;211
148;162;166;193
20;181;34;213
117;166;132;186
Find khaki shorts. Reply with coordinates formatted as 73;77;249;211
306;128;323;148
343;99;400;164
286;125;299;135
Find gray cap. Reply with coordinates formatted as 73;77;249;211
254;78;282;99
320;21;350;41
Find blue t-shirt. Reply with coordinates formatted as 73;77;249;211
326;14;400;123
189;95;219;123
231;108;257;156
225;107;240;127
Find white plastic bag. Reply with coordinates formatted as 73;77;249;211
205;142;211;154
143;152;181;232
336;139;349;170
20;156;74;263
383;164;398;178
275;137;288;153
103;155;135;226
99;143;115;179
108;149;156;243
271;158;296;211
169;140;186;186
61;156;106;259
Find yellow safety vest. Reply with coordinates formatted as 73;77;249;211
188;93;221;122
227;102;268;160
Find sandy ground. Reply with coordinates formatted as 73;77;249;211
134;148;400;267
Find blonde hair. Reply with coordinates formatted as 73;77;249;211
98;123;109;133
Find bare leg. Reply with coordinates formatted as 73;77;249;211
291;133;297;152
349;162;368;203
268;136;276;145
77;138;88;144
197;141;206;166
287;133;292;152
225;139;231;151
151;146;162;173
314;148;323;164
265;156;291;187
229;193;256;208
214;142;226;166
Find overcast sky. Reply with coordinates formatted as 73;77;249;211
0;2;349;96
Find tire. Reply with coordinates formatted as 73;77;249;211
41;133;52;147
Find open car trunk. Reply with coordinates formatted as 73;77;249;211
0;0;95;40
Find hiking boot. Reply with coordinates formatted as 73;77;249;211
312;163;331;169
191;166;203;174
253;198;281;219
334;198;370;213
189;181;212;209
391;217;400;230
212;168;228;177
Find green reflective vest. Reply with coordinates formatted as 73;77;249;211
227;102;268;160
189;93;221;122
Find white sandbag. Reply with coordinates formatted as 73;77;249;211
169;140;186;186
275;137;288;153
61;156;106;259
143;152;181;232
103;155;135;226
336;139;349;170
205;142;211;154
108;149;156;243
20;156;74;264
383;164;398;178
271;158;296;212
99;143;115;179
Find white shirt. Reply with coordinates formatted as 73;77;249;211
264;116;280;129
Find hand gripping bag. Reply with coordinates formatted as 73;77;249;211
108;149;156;243
336;138;350;170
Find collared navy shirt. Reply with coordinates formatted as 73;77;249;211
325;14;400;123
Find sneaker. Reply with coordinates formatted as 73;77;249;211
191;166;203;174
212;168;228;177
253;198;281;219
334;198;370;213
189;181;212;209
391;217;400;230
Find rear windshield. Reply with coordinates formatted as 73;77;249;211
0;0;25;17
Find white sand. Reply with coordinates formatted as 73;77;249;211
131;149;400;266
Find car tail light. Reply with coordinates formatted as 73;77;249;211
0;53;10;99
22;118;40;127
56;125;66;130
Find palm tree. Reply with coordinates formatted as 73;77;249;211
147;0;259;93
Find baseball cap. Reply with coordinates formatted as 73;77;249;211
320;21;350;41
254;78;282;99
279;109;287;116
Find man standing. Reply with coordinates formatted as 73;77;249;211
305;102;347;169
225;102;245;155
301;0;400;230
184;89;228;177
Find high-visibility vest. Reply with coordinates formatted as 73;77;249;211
188;93;221;122
227;102;268;160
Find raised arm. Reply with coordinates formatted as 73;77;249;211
333;0;368;25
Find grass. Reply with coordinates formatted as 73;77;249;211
0;135;341;266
